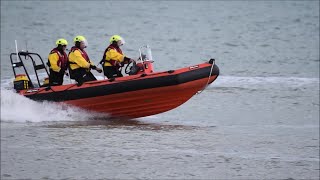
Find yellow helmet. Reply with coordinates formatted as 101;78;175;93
56;38;68;46
73;35;86;43
109;35;125;45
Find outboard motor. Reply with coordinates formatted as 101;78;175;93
13;74;30;91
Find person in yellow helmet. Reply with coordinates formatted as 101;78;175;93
47;38;69;86
99;35;134;78
68;35;102;85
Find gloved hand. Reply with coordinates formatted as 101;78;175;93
130;58;136;63
96;67;102;73
124;56;134;64
99;59;105;65
90;65;97;70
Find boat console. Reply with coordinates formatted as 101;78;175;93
125;45;155;75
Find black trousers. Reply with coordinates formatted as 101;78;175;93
103;66;123;79
49;69;64;86
70;68;97;85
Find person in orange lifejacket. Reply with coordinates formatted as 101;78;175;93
100;35;134;78
47;38;69;86
68;35;102;85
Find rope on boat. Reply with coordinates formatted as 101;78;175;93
196;60;215;95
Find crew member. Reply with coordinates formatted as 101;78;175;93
47;38;68;86
68;35;102;85
100;35;134;78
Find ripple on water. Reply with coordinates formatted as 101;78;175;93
44;119;201;131
224;42;239;47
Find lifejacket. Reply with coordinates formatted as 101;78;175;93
69;46;90;63
101;44;123;67
48;48;68;70
68;46;91;72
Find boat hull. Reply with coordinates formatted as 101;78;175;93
19;62;219;118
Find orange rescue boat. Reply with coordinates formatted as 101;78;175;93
10;46;219;118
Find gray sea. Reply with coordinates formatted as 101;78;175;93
1;1;319;179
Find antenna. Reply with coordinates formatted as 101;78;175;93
15;40;19;63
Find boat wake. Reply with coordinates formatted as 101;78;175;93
1;74;108;123
0;88;107;123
